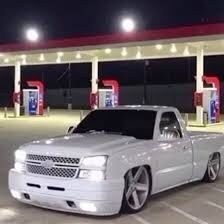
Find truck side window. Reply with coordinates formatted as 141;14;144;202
159;112;182;138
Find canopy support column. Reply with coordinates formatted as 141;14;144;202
91;56;98;109
14;61;21;117
196;46;204;125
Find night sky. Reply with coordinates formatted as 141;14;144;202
0;0;224;94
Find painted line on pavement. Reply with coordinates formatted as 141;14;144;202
212;187;224;193
204;200;224;211
161;201;208;224
132;214;152;224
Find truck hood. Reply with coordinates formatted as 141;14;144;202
21;133;140;158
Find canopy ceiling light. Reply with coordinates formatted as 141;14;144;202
105;48;112;54
170;44;177;53
183;46;190;56
76;52;82;59
4;58;9;63
57;52;64;57
39;53;45;61
21;54;26;59
155;44;163;50
22;58;27;65
121;47;128;57
136;47;142;59
56;57;61;63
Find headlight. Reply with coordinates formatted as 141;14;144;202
15;150;26;163
79;156;108;181
14;150;26;173
78;170;105;181
81;156;108;168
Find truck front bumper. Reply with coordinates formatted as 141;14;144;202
9;169;124;216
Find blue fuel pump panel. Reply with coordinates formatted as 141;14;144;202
29;91;38;115
105;91;113;107
210;100;216;123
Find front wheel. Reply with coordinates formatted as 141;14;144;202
121;166;150;213
203;153;220;183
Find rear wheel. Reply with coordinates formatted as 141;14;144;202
121;166;150;213
203;153;220;182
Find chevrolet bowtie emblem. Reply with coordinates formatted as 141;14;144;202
42;160;54;169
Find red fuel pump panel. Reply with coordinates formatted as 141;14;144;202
102;80;120;106
203;75;221;123
89;79;120;109
27;81;44;115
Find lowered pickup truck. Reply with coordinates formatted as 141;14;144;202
9;106;224;216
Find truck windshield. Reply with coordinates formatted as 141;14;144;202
74;109;157;140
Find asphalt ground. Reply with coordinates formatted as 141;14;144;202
1;110;224;224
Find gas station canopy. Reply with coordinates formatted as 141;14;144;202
1;23;224;66
2;22;224;125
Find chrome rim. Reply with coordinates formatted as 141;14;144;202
125;166;149;210
208;154;220;181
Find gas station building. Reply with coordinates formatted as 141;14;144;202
1;23;224;125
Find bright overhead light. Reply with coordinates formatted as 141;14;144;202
26;28;39;42
183;46;190;56
156;44;163;50
105;48;112;54
0;53;4;57
121;18;135;32
170;44;177;53
121;47;128;57
57;52;64;57
39;53;45;61
76;52;82;59
4;58;9;63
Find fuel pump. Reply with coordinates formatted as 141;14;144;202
194;75;220;124
90;79;119;109
22;80;44;116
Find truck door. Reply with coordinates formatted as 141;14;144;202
156;111;193;190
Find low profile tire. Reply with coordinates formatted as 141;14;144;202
121;166;151;214
203;153;220;183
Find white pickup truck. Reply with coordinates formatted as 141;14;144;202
9;106;224;216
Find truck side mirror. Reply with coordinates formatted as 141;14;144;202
67;126;74;134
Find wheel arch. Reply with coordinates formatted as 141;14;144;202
123;164;153;192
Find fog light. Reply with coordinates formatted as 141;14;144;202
67;200;76;208
79;202;97;212
24;193;31;200
10;190;21;200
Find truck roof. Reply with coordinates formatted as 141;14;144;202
99;105;177;112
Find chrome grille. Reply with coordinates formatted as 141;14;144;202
26;154;80;178
26;164;77;178
27;154;80;165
